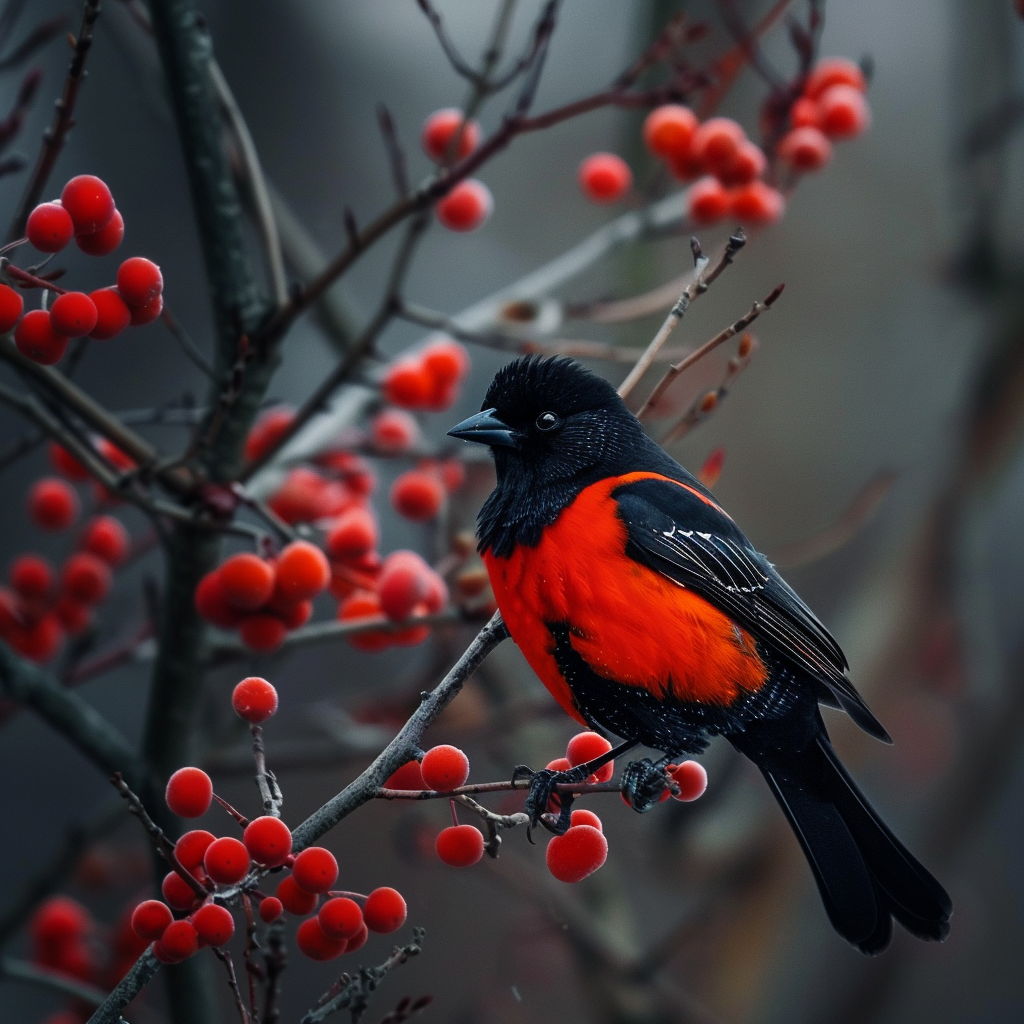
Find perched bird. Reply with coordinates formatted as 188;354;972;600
449;355;951;955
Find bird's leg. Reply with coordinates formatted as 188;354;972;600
517;739;637;836
621;755;673;813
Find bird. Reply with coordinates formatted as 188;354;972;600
448;354;951;955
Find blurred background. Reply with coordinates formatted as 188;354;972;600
2;1;1023;1022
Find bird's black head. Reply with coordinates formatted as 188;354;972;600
448;356;653;555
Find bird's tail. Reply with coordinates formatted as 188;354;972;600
734;724;952;955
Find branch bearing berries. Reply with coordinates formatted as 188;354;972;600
61;175;116;235
165;766;213;818
578;153;632;204
362;887;407;933
203;837;251;885
545;824;608;883
420;744;470;791
435;179;492;232
436;824;485;867
232;676;279;723
26;202;75;252
243;815;293;867
292;846;339;894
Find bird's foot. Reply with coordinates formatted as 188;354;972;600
512;763;591;837
620;758;671;813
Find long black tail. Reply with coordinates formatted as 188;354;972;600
732;722;952;955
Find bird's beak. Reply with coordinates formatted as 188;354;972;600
447;408;517;448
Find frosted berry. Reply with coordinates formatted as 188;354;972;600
245;406;295;461
131;900;172;940
49;292;98;337
15;309;68;365
318;897;364;940
566;731;614;783
385;760;425;789
87;288;132;341
578;153;632;204
391;470;444;521
383;359;432;408
204;837;251;885
192;903;234;946
338;591;390;653
421;335;470;388
378;550;429;621
296;916;347;961
219;553;275;610
805;56;867;99
128;293;163;326
174;830;216;869
687;176;730;226
61;175;115;235
156;919;199;962
691;117;746;176
194;570;246;629
239;613;287;652
7;614;63;663
545;824;608;883
436;824;485;867
80;515;129;566
817;84;871;139
162;869;201;911
26;202;74;252
31;897;92;948
276;875;318;915
243;815;292;867
232;676;278;723
11;555;53;600
420;744;470;791
439;459;466;493
259;896;283;923
422;108;480;162
53;596;89;636
570;809;603;831
75;208;123;256
29;478;79;531
346;921;369;953
731;181;785;225
668;759;707;801
370;408;420;453
61;552;111;604
0;283;23;332
165;766;213;818
363;887;407;933
291;846;338;894
719;140;766;187
116;257;163;307
436;179;493;232
790;96;821;129
275;540;330;602
778;126;832;172
642;104;699;160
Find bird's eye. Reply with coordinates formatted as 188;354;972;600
535;411;559;432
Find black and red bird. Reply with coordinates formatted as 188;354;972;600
449;355;951;955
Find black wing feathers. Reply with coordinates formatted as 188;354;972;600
614;477;890;742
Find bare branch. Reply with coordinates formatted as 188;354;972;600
0;954;108;1005
85;947;160;1024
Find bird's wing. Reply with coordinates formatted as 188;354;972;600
613;476;890;742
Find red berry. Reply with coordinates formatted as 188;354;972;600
687;176;731;226
421;335;470;388
275;540;330;602
239;614;287;652
275;598;312;629
53;596;91;636
165;766;213;818
75;208;124;256
80;515;129;566
436;824;485;867
29;478;79;531
566;731;614;783
292;846;338;894
96;436;135;473
318;897;364;940
805;56;867;99
162;869;202;911
436;179;492;232
48;441;90;481
383;359;432;408
378;550;430;621
276;875;318;916
26;202;74;252
578;153;632;204
243;815;292;866
61;175;115;235
439;459;466;493
15;309;68;365
420;744;470;791
61;552;111;604
194;570;246;629
244;406;295;461
643;104;699;160
11;555;53;600
116;256;163;307
259;896;283;923
6;614;63;663
338;591;390;653
730;181;785;225
232;676;279;723
204;837;251;885
219;553;276;610
545;824;608;883
174;830;216;869
817;84;871;139
385;760;425;789
296;916;347;961
156;919;199;962
131;900;173;941
0;282;23;332
668;145;707;183
790;96;821;129
49;292;98;338
346;921;369;953
668;760;707;801
370;408;420;453
31;897;92;949
570;809;603;831
391;470;444;521
719;140;766;187
778;126;832;172
87;288;132;341
192;903;235;946
422;108;480;161
363;887;407;934
128;293;163;326
691;117;746;176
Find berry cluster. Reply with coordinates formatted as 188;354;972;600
419;108;493;232
382;334;470;412
128;677;410;965
0;175;165;366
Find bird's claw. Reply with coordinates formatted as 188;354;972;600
620;758;670;813
518;767;579;837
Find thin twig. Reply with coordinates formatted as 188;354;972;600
215;948;252;1024
85;947;160;1024
160;304;216;378
251;723;283;817
0;954;109;1005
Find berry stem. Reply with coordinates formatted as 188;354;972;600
326;890;368;902
212;793;250;829
449;798;460;827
